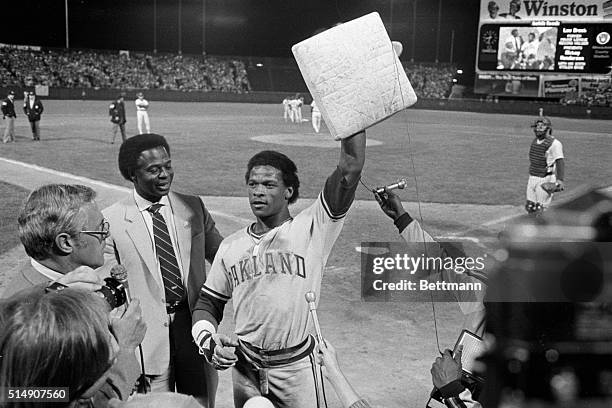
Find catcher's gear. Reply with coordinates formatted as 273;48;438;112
540;181;564;195
525;200;543;214
532;116;552;136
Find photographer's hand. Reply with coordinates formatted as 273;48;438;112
431;346;463;389
110;299;147;350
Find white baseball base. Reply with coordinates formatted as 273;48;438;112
292;12;417;140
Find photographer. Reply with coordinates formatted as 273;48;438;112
2;184;146;404
0;288;127;407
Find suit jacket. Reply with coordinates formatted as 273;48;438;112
1;261;140;403
23;98;44;122
100;191;223;374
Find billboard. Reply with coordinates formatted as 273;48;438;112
480;0;612;23
474;73;541;96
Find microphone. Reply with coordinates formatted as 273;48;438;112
374;178;407;194
305;291;324;343
110;264;131;304
110;264;148;393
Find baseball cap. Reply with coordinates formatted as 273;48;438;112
8;91;15;96
137;92;144;97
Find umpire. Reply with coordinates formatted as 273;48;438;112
23;91;44;141
109;95;127;144
1;90;17;143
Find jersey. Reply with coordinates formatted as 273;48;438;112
135;98;149;111
529;136;563;177
194;168;356;351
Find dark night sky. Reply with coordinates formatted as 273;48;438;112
4;0;480;69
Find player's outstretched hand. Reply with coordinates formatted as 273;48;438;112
431;346;463;389
373;190;406;221
56;267;104;291
211;334;239;370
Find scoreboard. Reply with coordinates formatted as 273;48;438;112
477;22;612;73
475;0;612;97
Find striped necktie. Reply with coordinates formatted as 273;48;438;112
147;203;185;303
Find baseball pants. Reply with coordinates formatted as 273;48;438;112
29;120;40;140
232;337;326;408
137;111;150;134
3;117;15;143
526;174;555;207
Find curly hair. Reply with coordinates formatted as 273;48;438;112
118;133;170;181
245;150;300;204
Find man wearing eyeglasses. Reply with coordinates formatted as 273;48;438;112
2;183;146;405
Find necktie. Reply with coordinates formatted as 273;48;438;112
147;203;185;302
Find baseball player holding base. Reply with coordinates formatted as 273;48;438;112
192;130;366;407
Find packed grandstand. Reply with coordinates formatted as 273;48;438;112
0;46;459;99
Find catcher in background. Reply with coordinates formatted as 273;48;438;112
525;116;565;214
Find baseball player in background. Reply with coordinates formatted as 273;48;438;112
525;116;565;214
282;96;291;122
192;130;367;407
135;92;151;134
288;97;300;124
311;100;321;133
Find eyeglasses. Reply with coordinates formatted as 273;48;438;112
80;220;110;240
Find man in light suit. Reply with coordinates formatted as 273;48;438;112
100;133;223;407
2;183;146;406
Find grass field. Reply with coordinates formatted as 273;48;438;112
0;100;610;407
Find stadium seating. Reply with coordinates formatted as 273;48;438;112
0;48;251;93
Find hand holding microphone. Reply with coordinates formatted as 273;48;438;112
373;188;407;222
110;264;131;303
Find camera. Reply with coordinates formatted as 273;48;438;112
481;187;612;407
45;277;127;309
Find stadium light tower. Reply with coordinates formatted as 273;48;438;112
178;0;183;54
435;0;441;63
153;0;158;53
65;0;69;49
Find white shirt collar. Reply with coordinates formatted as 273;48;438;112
133;189;171;213
30;258;94;282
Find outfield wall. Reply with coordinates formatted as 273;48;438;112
2;87;610;119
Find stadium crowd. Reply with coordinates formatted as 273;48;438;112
403;63;456;99
0;47;251;93
0;46;460;98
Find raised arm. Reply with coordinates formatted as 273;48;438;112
339;130;366;186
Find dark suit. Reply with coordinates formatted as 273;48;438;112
100;191;223;407
1;261;140;404
23;97;44;140
109;99;127;143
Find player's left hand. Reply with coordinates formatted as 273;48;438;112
431;346;463;389
211;334;239;370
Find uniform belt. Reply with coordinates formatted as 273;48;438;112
166;299;188;314
237;336;315;368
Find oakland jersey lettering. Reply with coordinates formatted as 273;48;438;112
227;251;306;287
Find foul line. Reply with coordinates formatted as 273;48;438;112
0;157;251;224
